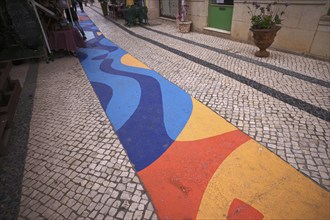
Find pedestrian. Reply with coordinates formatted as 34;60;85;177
65;1;87;40
77;0;84;12
72;0;77;12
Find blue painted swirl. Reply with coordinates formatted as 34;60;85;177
77;16;193;171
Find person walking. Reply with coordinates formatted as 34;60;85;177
65;2;87;40
77;0;84;12
72;0;77;12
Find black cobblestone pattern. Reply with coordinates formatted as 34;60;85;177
75;5;329;191
142;26;330;89
103;15;330;122
0;61;38;220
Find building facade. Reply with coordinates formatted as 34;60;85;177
146;0;330;59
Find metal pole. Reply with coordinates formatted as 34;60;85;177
29;0;52;54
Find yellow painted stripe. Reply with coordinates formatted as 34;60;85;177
121;54;150;69
176;98;237;141
197;140;330;219
97;31;102;36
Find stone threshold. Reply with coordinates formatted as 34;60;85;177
159;17;176;22
203;27;231;35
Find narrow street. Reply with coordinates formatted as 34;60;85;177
1;4;329;219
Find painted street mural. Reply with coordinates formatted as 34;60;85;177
77;15;329;219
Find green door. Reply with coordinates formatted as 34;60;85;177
208;0;234;31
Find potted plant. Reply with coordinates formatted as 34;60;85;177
245;1;288;57
98;0;109;16
177;0;192;33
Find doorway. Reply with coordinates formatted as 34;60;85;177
208;0;234;31
160;0;179;19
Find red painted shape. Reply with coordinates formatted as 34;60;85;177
227;198;264;220
138;130;251;219
79;15;89;21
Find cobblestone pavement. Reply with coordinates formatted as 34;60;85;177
15;57;157;219
0;4;329;220
0;61;37;219
86;5;329;190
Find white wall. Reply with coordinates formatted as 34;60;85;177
231;0;330;59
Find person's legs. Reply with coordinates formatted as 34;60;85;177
72;3;77;13
74;20;86;39
78;1;84;12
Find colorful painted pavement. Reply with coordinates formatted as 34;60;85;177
77;15;329;219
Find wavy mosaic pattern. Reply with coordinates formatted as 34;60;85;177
77;15;329;219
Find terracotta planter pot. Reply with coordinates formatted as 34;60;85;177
178;21;192;33
250;26;281;57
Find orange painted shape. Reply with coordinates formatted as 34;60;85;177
227;199;264;220
121;54;150;69
138;130;251;219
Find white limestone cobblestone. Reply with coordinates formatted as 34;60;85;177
86;6;329;189
130;22;330;110
18;57;157;219
12;6;329;219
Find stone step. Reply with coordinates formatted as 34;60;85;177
0;80;21;124
0;62;12;90
0;62;22;155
